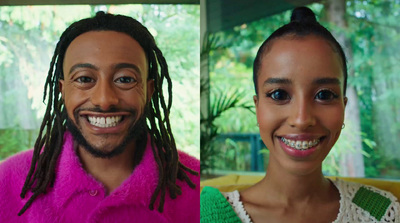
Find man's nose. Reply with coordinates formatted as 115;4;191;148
91;80;119;111
287;99;316;130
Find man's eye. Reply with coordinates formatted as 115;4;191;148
75;76;94;83
266;89;290;101
315;90;338;101
115;77;136;84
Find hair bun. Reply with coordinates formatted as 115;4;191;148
290;7;317;24
95;11;106;17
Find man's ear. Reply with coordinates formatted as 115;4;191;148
344;96;348;107
59;79;65;100
146;79;155;103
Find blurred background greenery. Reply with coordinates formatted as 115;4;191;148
0;4;200;159
201;0;400;179
2;1;400;179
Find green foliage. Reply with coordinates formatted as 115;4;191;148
0;129;37;160
200;79;253;173
208;1;400;178
0;5;200;160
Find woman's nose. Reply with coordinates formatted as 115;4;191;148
287;99;316;130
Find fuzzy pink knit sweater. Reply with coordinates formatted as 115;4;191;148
0;131;200;222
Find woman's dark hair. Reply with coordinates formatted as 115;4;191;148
18;11;197;216
253;6;348;95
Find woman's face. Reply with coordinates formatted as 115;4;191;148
254;36;347;175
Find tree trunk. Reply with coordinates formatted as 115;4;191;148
323;0;365;177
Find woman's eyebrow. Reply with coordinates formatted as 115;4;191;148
313;77;341;85
263;78;292;86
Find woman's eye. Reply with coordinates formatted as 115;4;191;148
315;90;338;101
75;76;94;83
266;89;290;101
115;77;136;84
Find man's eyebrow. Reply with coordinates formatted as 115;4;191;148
313;77;341;85
69;63;98;75
263;78;292;86
114;63;142;75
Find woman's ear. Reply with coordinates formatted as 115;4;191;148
253;95;258;106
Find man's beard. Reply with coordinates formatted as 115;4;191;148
66;107;148;159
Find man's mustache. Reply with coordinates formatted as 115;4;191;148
74;106;137;114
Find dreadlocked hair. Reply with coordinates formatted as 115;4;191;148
18;11;198;216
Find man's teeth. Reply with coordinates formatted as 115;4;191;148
87;116;122;128
281;137;320;150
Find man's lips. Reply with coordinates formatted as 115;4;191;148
87;115;123;128
79;111;131;129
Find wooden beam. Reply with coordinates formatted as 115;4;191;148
0;0;199;6
207;0;321;33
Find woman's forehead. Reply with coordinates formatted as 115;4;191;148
258;36;344;82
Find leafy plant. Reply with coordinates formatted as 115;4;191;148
200;84;253;173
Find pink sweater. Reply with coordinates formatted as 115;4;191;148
0;131;200;222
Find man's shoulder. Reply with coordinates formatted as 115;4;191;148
0;149;34;176
0;149;33;221
177;150;199;172
176;150;200;190
161;151;200;221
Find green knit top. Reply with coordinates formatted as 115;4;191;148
200;186;242;223
200;179;400;223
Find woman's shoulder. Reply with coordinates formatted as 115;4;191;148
200;187;242;223
333;178;400;222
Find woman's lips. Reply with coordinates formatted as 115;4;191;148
280;136;320;150
278;136;324;158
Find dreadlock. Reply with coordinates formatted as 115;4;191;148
18;11;198;216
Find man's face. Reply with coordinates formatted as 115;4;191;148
60;31;154;158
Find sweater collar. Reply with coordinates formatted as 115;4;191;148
53;131;159;209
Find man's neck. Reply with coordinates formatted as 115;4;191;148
75;141;136;194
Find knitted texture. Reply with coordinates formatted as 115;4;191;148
213;178;400;223
0;131;200;223
200;186;242;223
352;186;391;221
223;190;252;223
336;179;400;222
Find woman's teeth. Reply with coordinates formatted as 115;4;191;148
280;137;320;150
87;116;122;128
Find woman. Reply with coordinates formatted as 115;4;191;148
201;7;399;223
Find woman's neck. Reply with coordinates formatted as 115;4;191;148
242;158;338;207
240;159;340;222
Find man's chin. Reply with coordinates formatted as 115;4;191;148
65;117;147;159
79;140;127;159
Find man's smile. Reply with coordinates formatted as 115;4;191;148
77;110;136;134
87;115;123;128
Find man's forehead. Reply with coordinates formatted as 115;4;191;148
63;31;149;78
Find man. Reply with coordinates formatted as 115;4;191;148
0;12;199;222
